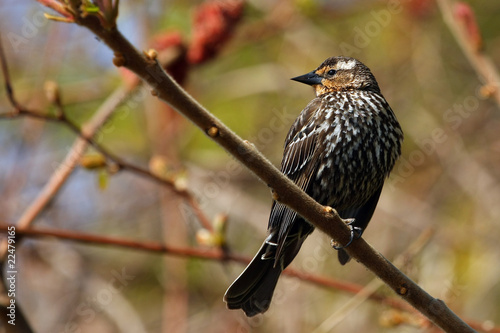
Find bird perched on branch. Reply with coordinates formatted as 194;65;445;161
224;56;403;317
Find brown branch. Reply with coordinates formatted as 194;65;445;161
30;6;477;332
0;224;245;263
437;0;500;108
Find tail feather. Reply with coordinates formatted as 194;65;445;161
224;240;282;316
224;223;312;316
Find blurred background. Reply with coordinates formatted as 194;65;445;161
1;0;500;332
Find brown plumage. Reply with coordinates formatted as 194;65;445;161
224;56;403;317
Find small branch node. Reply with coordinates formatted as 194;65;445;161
144;49;158;61
479;83;497;99
112;52;126;67
271;189;279;201
207;126;219;138
43;80;65;118
323;206;335;215
80;153;107;169
106;161;121;175
397;284;409;296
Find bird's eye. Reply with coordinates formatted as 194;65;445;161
327;69;337;76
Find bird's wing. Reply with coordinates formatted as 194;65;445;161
281;98;323;177
268;98;324;262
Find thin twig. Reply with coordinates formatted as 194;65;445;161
0;224;245;263
0;39;19;109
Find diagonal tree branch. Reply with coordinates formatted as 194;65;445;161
16;86;128;230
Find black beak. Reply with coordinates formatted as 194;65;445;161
291;71;322;86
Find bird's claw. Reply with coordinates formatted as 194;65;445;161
331;218;363;250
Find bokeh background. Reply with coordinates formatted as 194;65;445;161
1;0;500;332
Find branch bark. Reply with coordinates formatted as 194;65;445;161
32;5;476;332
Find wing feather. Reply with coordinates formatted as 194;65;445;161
268;98;324;262
280;98;323;178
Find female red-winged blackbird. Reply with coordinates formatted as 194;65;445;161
224;56;403;317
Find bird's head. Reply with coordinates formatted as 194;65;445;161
291;56;380;96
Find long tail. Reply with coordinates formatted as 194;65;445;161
224;239;281;316
224;224;312;316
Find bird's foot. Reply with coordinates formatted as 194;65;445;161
331;218;363;250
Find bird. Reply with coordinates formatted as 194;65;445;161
223;56;403;317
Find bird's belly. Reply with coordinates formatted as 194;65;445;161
312;139;390;211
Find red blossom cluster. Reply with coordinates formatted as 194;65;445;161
150;31;190;85
188;0;244;64
117;1;245;139
454;2;483;52
147;0;244;85
405;0;435;19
